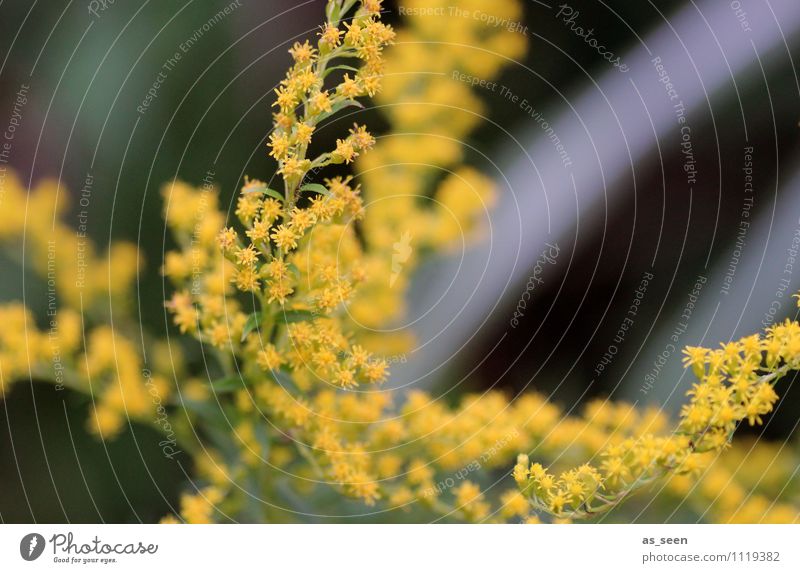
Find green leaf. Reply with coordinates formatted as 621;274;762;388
322;64;360;79
240;312;260;342
270;369;301;394
209;377;247;394
317;99;364;123
286;262;301;278
182;399;237;455
263;187;287;203
299;183;329;196
253;415;272;453
182;398;233;431
181;398;216;419
275;308;316;324
206;425;237;458
245;184;285;203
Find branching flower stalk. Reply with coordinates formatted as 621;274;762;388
1;0;799;525
162;0;396;514
514;320;800;519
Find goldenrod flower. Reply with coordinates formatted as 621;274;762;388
349;124;375;150
333;138;358;163
268;132;292;160
289;40;316;64
310;90;332;114
272;85;298;113
319;23;342;48
270;224;299;250
337;74;362;98
278;156;309;180
295;122;315;144
233;266;260;292
362;0;382;16
234;245;259;267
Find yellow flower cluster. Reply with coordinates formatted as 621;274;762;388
352;0;526;328
154;1;534;516
0;172;175;437
2;0;799;525
514;317;800;520
0;173;141;310
160;486;224;524
665;437;800;524
159;0;396;511
0;304;51;394
362;390;668;522
269;2;393;178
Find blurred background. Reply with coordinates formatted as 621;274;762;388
1;0;799;522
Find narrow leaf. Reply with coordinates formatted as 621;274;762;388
299;183;329;196
209;376;246;394
270;368;301;394
323;64;360;79
245;184;285;203
240;312;260;342
286;262;301;278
